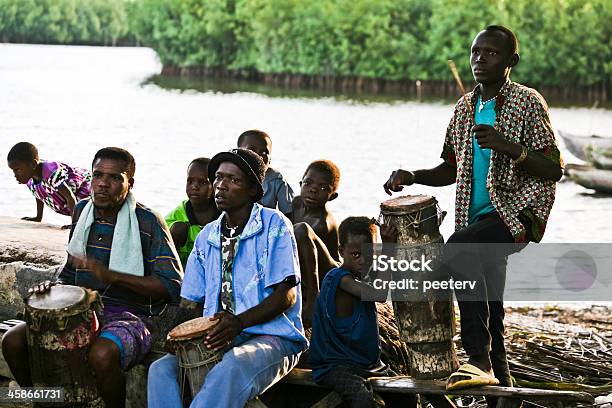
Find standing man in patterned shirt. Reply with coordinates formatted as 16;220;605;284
148;148;307;408
383;25;563;404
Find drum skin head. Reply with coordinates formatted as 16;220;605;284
27;285;87;310
168;317;218;342
380;195;435;213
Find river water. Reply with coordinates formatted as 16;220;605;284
1;44;611;243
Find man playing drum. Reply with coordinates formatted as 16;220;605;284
148;148;307;408
2;147;183;408
384;26;563;406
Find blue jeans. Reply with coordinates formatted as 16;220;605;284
147;333;302;408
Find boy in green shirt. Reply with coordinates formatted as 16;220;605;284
166;158;220;266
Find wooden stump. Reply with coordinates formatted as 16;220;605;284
394;299;458;379
380;195;458;379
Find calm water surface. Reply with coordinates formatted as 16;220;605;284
1;44;611;243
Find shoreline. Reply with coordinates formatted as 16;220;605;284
159;65;611;107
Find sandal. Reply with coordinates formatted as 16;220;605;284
446;363;500;391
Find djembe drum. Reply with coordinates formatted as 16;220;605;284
25;285;101;406
167;317;223;400
379;195;458;379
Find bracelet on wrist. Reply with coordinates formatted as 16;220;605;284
406;170;416;185
513;145;528;164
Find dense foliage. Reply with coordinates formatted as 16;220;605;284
0;0;133;45
1;0;610;87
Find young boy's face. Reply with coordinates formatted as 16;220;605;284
470;31;514;85
238;135;271;170
8;160;36;184
341;233;372;277
300;169;336;209
186;163;212;206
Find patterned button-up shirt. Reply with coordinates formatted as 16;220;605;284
27;160;91;216
440;80;563;243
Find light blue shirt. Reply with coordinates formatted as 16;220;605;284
261;167;294;215
468;96;497;224
181;203;308;348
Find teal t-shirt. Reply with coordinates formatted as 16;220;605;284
468;96;497;224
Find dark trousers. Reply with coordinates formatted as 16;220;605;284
316;365;410;408
442;212;530;407
317;366;380;408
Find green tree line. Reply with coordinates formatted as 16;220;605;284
0;0;133;46
129;0;611;88
1;0;610;88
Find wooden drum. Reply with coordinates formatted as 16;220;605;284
167;317;223;400
25;284;101;405
379;195;458;379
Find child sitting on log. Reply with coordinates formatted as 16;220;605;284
166;157;220;267
309;216;399;407
237;129;294;217
290;159;341;324
7;142;91;225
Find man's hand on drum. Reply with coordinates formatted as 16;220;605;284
28;280;55;295
74;256;117;284
205;311;244;351
383;169;415;195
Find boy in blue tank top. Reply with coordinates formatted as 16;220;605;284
309;217;398;407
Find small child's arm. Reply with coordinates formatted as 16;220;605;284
339;274;388;302
57;183;77;215
22;198;44;222
169;222;189;249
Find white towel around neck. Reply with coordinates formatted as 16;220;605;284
67;191;144;276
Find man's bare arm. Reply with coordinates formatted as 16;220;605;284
501;142;562;181
384;162;456;195
472;124;562;182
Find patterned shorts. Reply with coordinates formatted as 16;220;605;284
98;310;152;370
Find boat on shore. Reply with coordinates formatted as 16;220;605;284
565;164;612;194
558;130;612;161
590;149;612;170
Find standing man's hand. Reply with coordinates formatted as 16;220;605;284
472;125;511;153
383;169;415;195
205;311;244;351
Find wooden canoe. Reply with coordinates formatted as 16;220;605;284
565;164;612;194
590;148;612;170
558;130;612;161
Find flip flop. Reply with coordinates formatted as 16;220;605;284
446;363;500;391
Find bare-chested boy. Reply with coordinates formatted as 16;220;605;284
290;160;341;324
